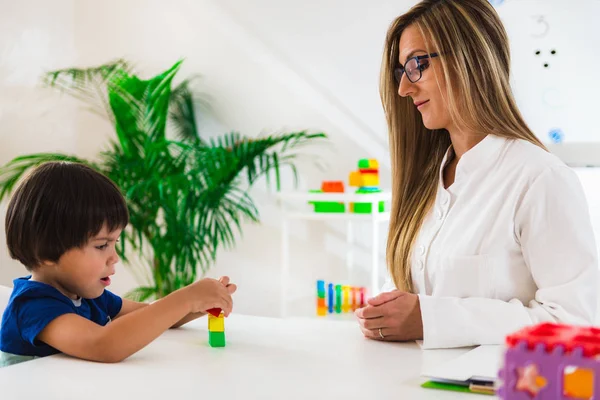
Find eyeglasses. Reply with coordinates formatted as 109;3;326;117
394;53;440;84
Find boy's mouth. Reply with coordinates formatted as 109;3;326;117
100;276;112;286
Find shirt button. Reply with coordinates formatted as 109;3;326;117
436;209;444;219
418;245;426;255
417;260;424;270
441;195;449;205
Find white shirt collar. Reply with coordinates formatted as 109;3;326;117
439;134;508;185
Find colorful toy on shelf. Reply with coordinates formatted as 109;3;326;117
498;322;600;399
349;159;384;214
316;280;366;316
208;310;226;347
308;180;346;213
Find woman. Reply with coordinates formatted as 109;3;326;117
356;0;598;349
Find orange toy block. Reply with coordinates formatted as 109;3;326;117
349;171;362;187
321;181;344;193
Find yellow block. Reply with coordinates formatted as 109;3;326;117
342;285;350;313
317;307;327;316
369;159;379;169
361;173;379;187
208;313;225;332
349;171;362;187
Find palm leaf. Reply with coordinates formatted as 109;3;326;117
42;59;133;119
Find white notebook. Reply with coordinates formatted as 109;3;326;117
422;345;504;385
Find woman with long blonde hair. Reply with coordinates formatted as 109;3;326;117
355;0;598;348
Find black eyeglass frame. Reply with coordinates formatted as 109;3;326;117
394;52;440;84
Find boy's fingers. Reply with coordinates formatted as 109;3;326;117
227;283;237;294
219;276;230;286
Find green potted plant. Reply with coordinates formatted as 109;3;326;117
0;59;326;301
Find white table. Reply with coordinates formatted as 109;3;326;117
0;315;493;400
277;191;392;316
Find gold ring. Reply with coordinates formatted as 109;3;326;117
378;328;385;339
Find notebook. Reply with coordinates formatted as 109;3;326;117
421;345;504;395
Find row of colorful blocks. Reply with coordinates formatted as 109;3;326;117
316;280;366;316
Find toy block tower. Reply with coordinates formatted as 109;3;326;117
348;159;384;214
316;280;327;316
498;322;600;399
207;309;226;347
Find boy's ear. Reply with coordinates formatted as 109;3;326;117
39;259;57;268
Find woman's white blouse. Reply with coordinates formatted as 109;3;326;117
382;134;599;349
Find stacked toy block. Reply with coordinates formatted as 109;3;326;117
316;280;366;316
316;280;327;316
348;159;385;214
498;322;600;399
207;308;226;347
309;180;346;213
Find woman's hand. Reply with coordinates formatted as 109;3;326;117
355;290;423;341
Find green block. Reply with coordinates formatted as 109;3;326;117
358;159;370;169
352;202;385;213
356;188;381;194
308;189;346;213
209;331;226;347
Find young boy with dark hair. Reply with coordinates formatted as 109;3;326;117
0;162;236;367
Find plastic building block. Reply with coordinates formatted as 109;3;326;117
313;202;345;213
357;159;379;169
335;285;342;313
350;287;357;311
308;190;345;213
321;181;344;193
357;187;381;193
327;283;334;314
342;286;350;313
206;308;221;317
317;280;325;297
498;322;600;399
360;174;379;187
350;202;385;214
349;171;362;187
359;287;366;308
208;312;225;332
208;331;226;347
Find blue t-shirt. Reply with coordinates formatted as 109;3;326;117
0;276;122;366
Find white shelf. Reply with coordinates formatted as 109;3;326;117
277;191;392;203
286;211;391;222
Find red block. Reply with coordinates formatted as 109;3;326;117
359;169;379;174
506;322;600;358
321;181;345;193
207;308;222;317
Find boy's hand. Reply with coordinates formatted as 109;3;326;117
183;278;234;316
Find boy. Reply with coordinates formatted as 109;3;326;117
0;162;236;367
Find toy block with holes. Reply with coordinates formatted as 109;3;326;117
208;309;226;347
348;159;385;214
498;322;600;399
316;280;366;316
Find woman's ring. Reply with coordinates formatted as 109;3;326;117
378;328;385;339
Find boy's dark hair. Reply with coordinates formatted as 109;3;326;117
5;162;129;270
